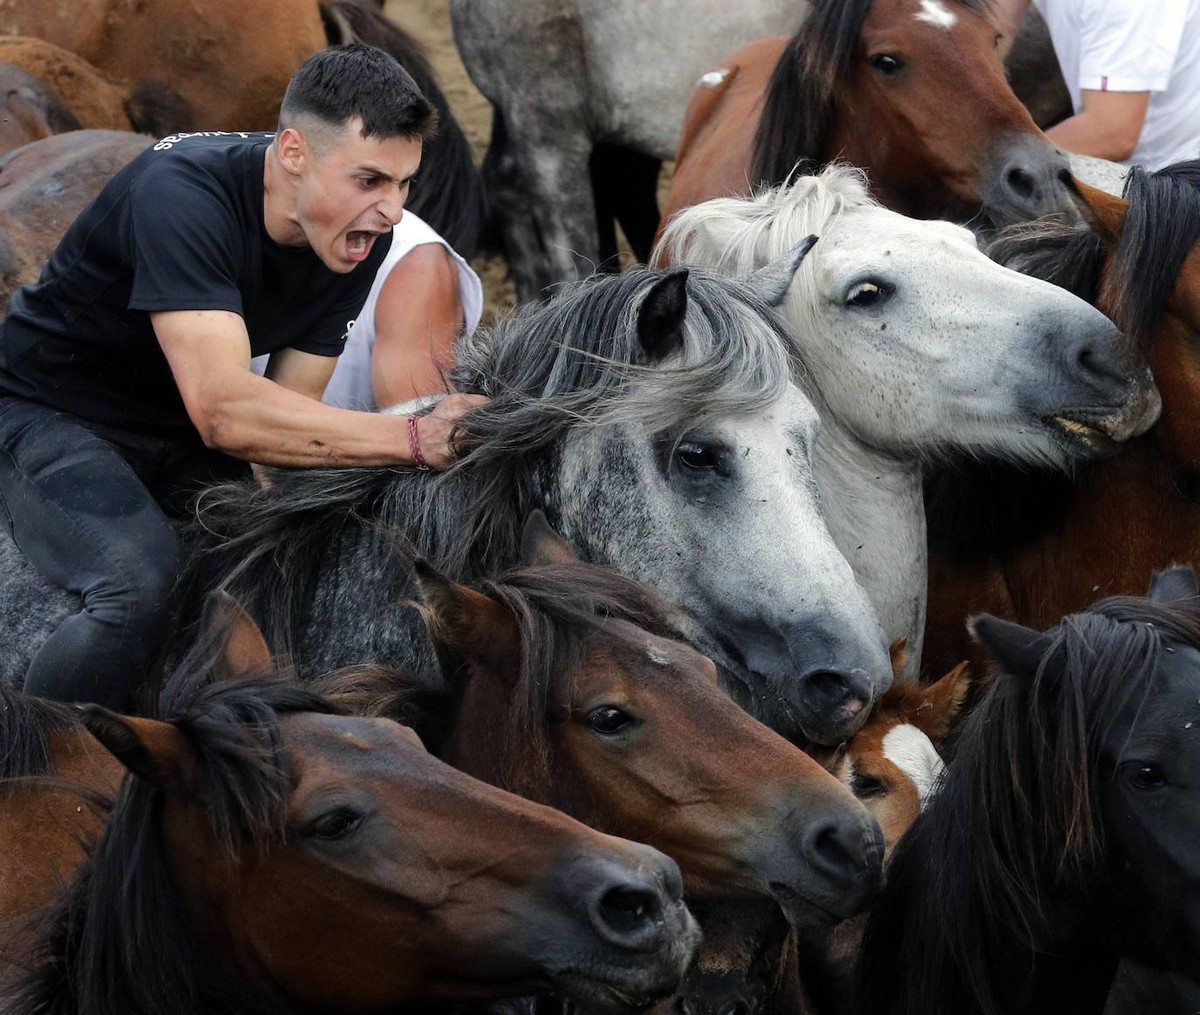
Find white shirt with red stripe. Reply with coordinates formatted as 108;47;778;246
1034;0;1200;169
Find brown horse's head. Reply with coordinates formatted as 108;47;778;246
755;0;1076;227
66;680;698;1015
415;515;885;932
810;643;970;859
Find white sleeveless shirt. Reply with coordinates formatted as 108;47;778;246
251;211;484;410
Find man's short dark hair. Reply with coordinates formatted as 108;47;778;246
279;42;437;142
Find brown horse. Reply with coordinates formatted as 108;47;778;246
0;59;80;156
409;514;885;930
658;0;1076;239
3;678;700;1013
923;162;1200;677
0;130;151;310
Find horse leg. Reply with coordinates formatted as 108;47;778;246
482;106;599;301
590;143;663;270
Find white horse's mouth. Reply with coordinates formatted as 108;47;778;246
1048;414;1121;454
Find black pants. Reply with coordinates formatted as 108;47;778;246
0;397;249;708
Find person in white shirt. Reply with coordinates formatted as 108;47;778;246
255;209;484;411
998;0;1200;170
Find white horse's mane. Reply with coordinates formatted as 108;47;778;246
656;163;877;278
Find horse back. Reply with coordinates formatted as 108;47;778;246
658;36;786;246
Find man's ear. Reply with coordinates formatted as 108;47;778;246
275;125;307;175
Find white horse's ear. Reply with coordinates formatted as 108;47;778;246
747;234;819;307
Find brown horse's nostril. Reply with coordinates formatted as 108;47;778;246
1007;165;1038;204
592;884;664;949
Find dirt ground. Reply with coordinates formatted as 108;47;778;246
383;0;516;320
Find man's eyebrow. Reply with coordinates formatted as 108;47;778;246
353;166;418;183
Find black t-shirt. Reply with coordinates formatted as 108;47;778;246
0;131;391;440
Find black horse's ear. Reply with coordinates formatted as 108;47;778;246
747;234;818;307
1147;565;1199;604
637;268;689;362
968;614;1053;679
520;510;578;567
81;707;196;790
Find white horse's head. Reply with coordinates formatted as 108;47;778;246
657;165;1161;467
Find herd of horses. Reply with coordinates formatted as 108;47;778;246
1;0;1199;1012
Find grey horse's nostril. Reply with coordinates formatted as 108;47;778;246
1006;165;1037;203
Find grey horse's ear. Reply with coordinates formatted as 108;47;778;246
968;614;1052;681
1148;565;1199;604
747;234;819;307
637;268;690;362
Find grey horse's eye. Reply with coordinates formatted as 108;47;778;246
846;281;891;308
676;442;719;470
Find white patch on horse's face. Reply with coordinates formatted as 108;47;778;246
882;724;944;808
698;68;731;88
915;0;957;30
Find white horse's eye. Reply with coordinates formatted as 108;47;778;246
846;281;890;308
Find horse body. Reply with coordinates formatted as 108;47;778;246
451;0;807;298
854;570;1200;1014
4;677;701;1014
655;168;1159;676
923;164;1200;677
660;0;1078;241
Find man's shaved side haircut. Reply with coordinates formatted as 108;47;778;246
279;42;437;142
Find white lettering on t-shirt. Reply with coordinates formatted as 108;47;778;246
153;131;267;151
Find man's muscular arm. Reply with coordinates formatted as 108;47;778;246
153;309;482;468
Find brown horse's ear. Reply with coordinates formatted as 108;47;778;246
412;559;521;687
1069;178;1127;246
1148;565;1199;604
520;510;578;567
969;614;1052;680
888;638;909;679
904;661;971;747
81;708;196;789
206;590;273;678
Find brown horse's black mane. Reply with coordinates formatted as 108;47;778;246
854;596;1200;1015
0;682;82;780
8;677;343;1015
750;0;994;187
927;159;1200;561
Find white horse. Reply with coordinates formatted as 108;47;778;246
656;167;1161;677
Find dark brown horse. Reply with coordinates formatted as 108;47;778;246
659;0;1076;239
3;675;701;1014
923;162;1200;677
0;130;151;311
409;514;885;931
0;59;80;156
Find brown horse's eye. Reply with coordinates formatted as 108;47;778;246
851;772;886;798
588;706;636;736
871;54;904;76
307;808;364;841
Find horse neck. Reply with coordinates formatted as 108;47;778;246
813;417;926;678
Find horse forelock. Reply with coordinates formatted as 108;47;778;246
985;217;1106;306
465;562;673;787
876;596;1200;1013
1106;159;1200;347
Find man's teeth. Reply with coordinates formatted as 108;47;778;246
348;233;369;255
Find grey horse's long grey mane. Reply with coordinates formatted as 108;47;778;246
185;266;798;662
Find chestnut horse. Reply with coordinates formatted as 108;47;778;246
854;568;1200;1014
2;675;701;1014
409;515;885;931
923;162;1200;677
660;0;1077;235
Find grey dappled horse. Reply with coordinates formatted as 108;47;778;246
0;261;892;746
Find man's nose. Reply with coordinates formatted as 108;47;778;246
378;185;406;225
